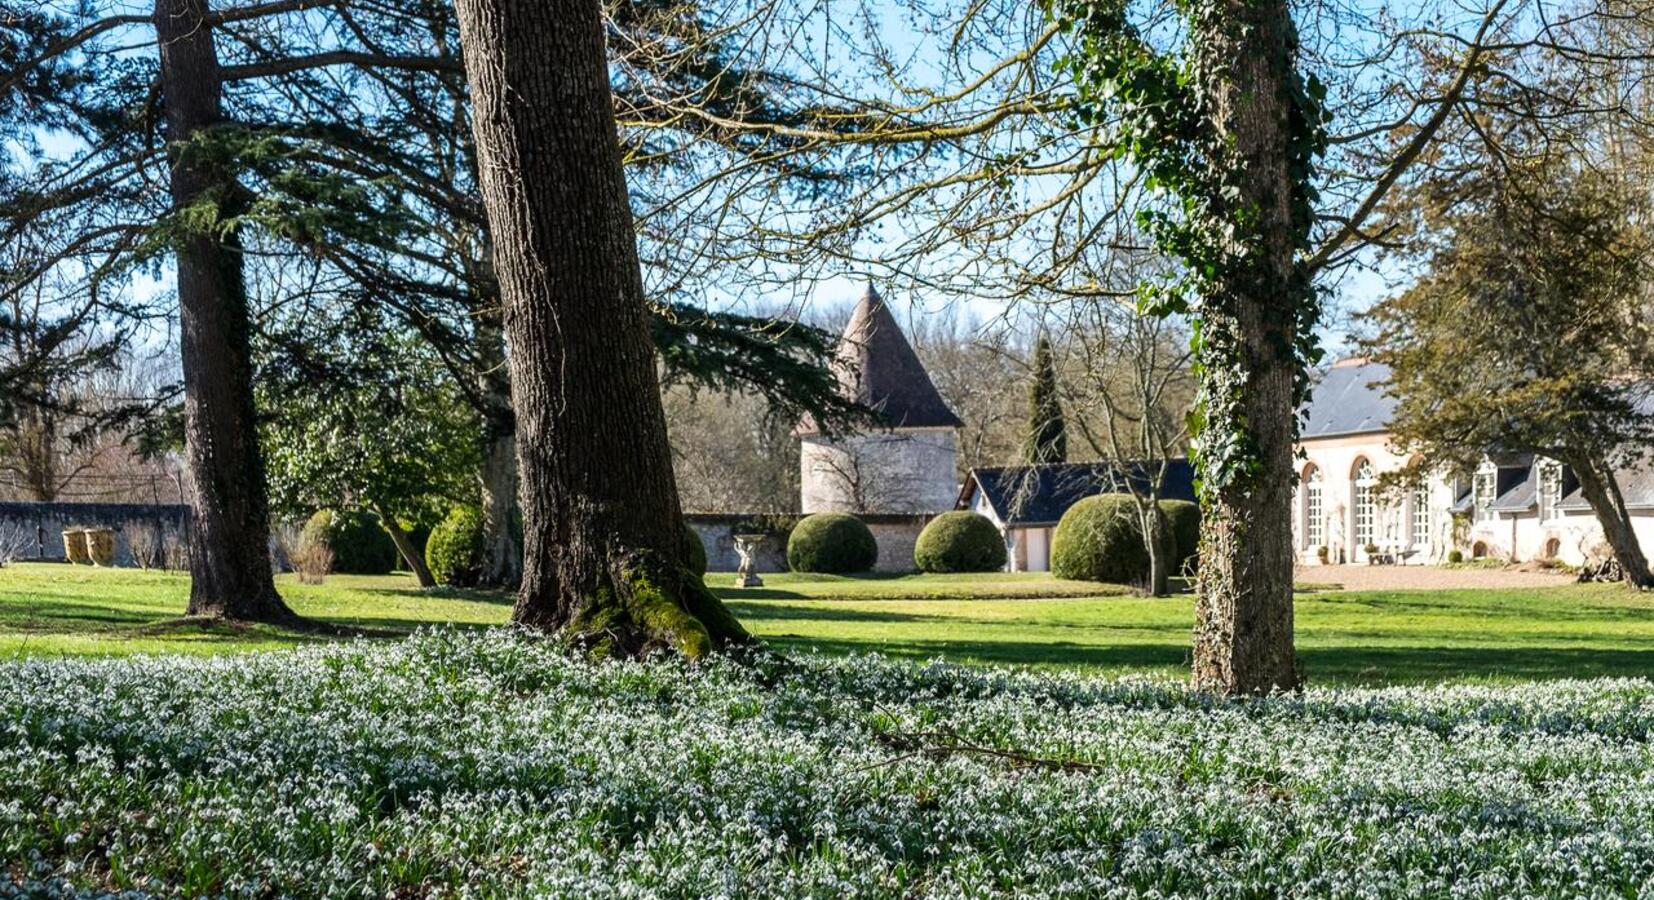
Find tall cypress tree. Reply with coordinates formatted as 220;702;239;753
1023;335;1067;465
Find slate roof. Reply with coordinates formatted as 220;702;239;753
1300;360;1397;439
798;284;961;434
960;459;1198;527
1558;466;1654;512
1487;466;1538;512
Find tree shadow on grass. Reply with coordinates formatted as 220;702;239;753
758;631;1654;685
1296;644;1654;684
724;602;956;624
355;585;514;606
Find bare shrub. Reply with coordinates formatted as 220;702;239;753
162;532;190;572
0;523;33;567
127;522;164;571
275;525;333;585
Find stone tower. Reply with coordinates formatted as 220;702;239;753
798;284;961;514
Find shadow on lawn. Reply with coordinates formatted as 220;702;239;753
724;602;955;624
759;631;1654;684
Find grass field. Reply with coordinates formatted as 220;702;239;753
2;562;1651;683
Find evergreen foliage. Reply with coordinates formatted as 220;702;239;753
427;506;487;588
1051;495;1193;584
787;514;879;574
302;510;399;576
914;512;1008;573
1050;495;1150;583
1362;152;1654;586
1022;336;1067;465
1161;500;1201;575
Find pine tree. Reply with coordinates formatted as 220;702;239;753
454;0;748;656
1023;336;1067;465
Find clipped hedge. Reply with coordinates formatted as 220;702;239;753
914;511;1006;573
787;513;878;574
1052;494;1202;583
1050;495;1147;583
427;505;486;587
1161;499;1201;575
682;522;708;577
301;509;399;575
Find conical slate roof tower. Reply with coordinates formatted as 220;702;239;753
798;283;961;517
821;283;961;430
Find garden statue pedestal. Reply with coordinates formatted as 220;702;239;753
732;534;765;588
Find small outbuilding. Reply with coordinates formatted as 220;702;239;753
956;460;1197;571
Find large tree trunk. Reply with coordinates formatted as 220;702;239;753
475;309;522;589
1568;454;1654;588
1187;0;1302;694
453;0;747;657
155;0;296;623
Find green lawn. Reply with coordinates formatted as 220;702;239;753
2;562;1652;683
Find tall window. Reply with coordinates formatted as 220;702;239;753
1303;466;1324;550
1412;486;1430;546
1353;459;1376;549
1538;462;1562;522
1474;470;1496;522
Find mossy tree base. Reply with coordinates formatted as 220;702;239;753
514;552;749;660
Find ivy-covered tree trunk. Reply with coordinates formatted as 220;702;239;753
156;0;297;623
453;0;748;656
1567;454;1654;587
1185;0;1305;694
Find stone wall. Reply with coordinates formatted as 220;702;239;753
0;502;190;567
687;512;931;574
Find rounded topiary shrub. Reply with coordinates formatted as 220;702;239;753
914;511;1006;573
1160;499;1201;575
682;522;708;577
302;509;399;575
427;505;487;587
1050;494;1150;584
787;513;878;574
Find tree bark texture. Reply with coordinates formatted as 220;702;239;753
155;0;296;623
453;0;747;657
1568;454;1654;588
1187;0;1302;694
475;309;522;589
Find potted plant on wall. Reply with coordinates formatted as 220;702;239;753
1316;545;1330;565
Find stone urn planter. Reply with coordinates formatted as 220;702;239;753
62;529;91;564
85;528;116;567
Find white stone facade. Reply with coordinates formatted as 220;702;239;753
1293;435;1654;568
1292;432;1451;565
800;427;959;515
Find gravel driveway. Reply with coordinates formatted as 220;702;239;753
1295;563;1576;591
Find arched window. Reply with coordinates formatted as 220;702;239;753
1302;465;1324;550
1411;486;1430;547
1352;459;1376;551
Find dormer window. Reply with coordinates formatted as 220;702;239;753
1538;461;1563;522
1473;468;1496;522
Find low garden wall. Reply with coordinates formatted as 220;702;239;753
0;502;190;567
686;513;931;573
